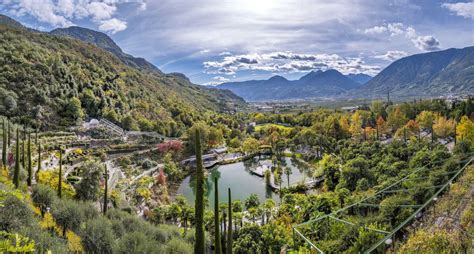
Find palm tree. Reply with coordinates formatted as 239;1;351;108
194;129;205;254
284;166;292;187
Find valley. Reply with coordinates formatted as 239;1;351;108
0;8;473;254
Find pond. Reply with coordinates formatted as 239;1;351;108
176;155;314;207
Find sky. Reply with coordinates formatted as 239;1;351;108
1;0;473;86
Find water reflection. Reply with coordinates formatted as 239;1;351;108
177;155;313;207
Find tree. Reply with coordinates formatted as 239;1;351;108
194;128;205;254
245;194;260;210
242;137;259;155
233;224;264;254
75;160;102;201
208;127;224;148
456;116;474;147
52;199;83;236
36;142;41;178
227;188;233;254
2;119;7;172
80;218;115;254
320;154;340;191
416;111;436;130
433;115;455;139
58;148;63;198
387;106;408;131
163;153;179;181
31;184;56;218
188;121;210;153
371;100;386;118
103;164;108;215
349;111;363;140
121;115;138;131
376;116;387;139
27;132;32;186
13;128;20;188
64;97;84;121
213;176;222;254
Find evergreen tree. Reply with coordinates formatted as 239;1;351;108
27;132;32;186
13;129;20;189
214;176;222;254
2;119;7;172
36;142;41;178
7;121;10;147
58;147;62;198
103;164;108;215
227;188;233;254
194;129;205;254
21;137;25;169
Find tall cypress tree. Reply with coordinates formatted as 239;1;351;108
103;164;108;215
13;129;20;189
35;127;38;145
214;176;222;254
227;188;233;254
7;121;10;147
21;137;25;169
194;129;205;254
27;132;32;186
36;141;41;179
2;119;7;172
58;147;62;198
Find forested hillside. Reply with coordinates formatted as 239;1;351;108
0;22;245;136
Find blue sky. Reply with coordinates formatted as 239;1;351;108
1;0;473;85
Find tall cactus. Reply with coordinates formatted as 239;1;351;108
214;176;222;254
103;164;108;215
227;188;233;254
58;147;62;198
194;129;205;254
13;129;20;188
27;132;32;186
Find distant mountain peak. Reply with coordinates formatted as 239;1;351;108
268;75;288;81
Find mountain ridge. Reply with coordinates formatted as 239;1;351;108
217;69;365;101
352;46;474;98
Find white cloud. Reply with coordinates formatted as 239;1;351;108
98;18;127;33
363;22;441;52
86;2;116;21
204;52;381;76
374;50;408;61
442;2;474;19
412;35;441;51
364;26;387;34
202;76;230;86
1;0;145;33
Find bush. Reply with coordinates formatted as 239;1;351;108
0;195;33;231
31;184;56;217
81;217;115;254
116;231;161;254
141;159;157;170
52;199;83;236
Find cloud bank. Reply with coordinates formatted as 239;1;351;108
364;22;441;51
0;0;146;33
204;52;381;76
442;2;474;19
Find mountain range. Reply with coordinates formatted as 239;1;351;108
354;46;474;99
218;69;369;101
0;14;244;133
218;47;474;101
